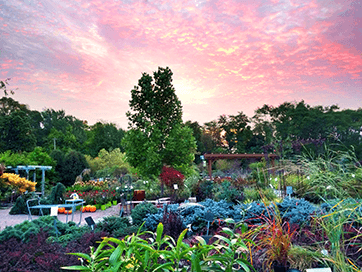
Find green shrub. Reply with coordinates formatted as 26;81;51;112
131;202;158;226
215;159;232;171
0;216;88;244
243;187;276;202
95;216;137;238
173;186;191;203
194;179;213;202
249;161;268;187
48;182;66;204
213;181;244;203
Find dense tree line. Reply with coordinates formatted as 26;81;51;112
1;97;362;166
0;96;125;155
186;101;362;160
2;72;362;186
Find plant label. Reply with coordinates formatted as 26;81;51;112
306;268;332;272
51;206;58;216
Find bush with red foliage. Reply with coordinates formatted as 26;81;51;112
0;229;108;272
159;166;184;189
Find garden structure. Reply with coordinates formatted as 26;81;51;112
7;165;52;196
204;153;278;180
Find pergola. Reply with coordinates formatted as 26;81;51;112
204;153;278;180
7;165;52;196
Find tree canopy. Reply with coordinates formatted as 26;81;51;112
123;67;196;178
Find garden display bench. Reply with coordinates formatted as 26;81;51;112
27;197;85;226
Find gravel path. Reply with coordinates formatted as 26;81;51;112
0;204;121;231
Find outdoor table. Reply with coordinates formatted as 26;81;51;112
27;198;85;225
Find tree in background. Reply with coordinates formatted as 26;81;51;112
85;148;131;179
50;149;89;187
218;112;253;153
85;122;125;157
122;67;196;180
0;78;15;96
253;101;362;159
0;97;36;152
40;109;87;152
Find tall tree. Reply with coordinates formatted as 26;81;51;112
122;67;196;179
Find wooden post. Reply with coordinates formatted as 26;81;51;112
208;159;213;180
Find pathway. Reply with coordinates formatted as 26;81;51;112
0;204;121;231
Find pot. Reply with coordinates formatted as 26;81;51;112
273;262;290;272
133;190;145;201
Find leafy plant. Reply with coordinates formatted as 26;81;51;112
204;218;255;272
161;206;185;240
316;200;362;272
62;221;255;272
297;146;362;202
213;181;244;204
255;203;297;270
194;179;213;202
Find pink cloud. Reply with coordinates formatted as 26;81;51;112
0;0;361;128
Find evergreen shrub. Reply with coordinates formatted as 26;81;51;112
131;201;158;226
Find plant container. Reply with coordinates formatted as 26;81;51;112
133;190;145;201
273;262;290;272
112;200;117;205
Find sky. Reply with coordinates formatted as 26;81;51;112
1;0;361;129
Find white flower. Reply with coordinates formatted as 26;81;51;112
352;174;355;178
130;186;133;189
125;185;128;188
274;177;278;181
326;185;332;190
143;181;146;184
307;176;310;180
116;187;119;190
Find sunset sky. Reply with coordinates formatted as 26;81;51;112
1;0;361;129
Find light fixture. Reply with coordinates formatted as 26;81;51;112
85;216;96;231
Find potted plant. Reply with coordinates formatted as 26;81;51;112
257;204;296;272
